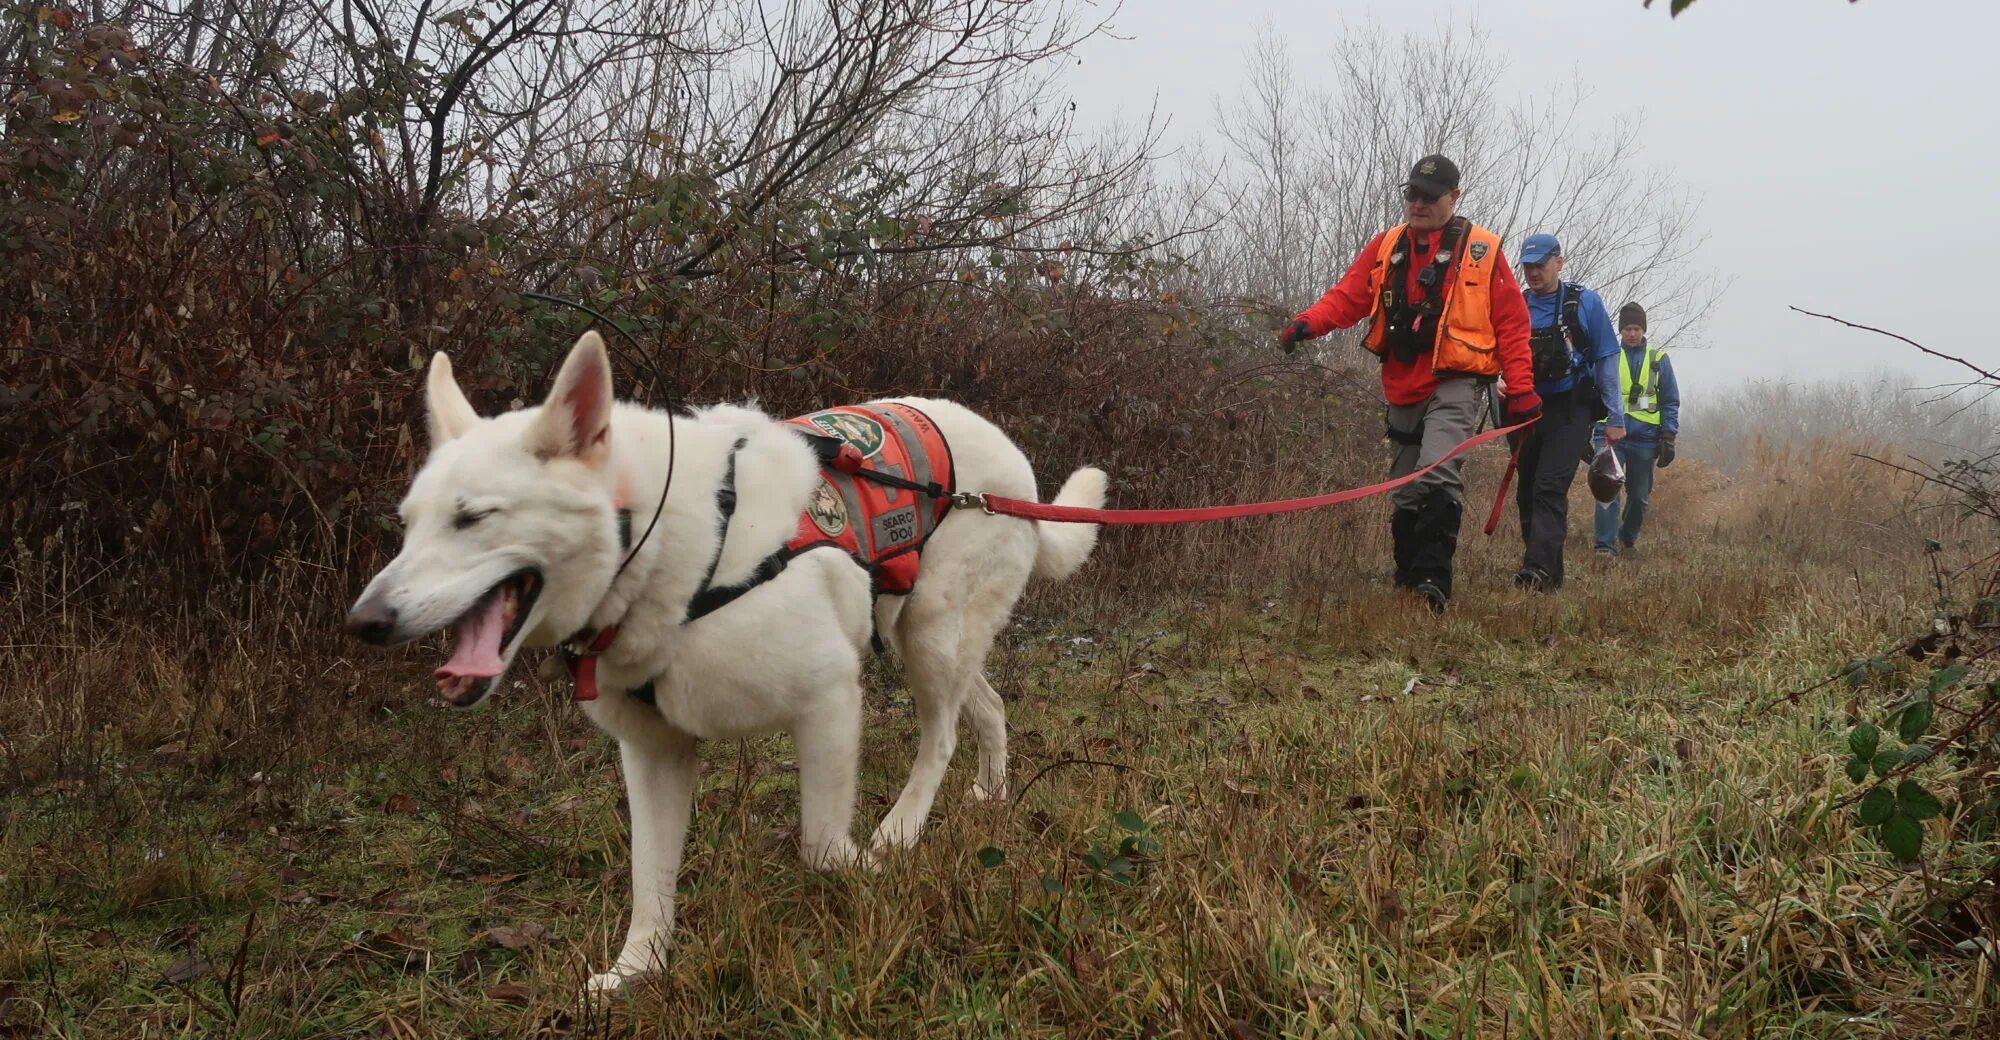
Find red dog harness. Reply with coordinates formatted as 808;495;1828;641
778;402;956;597
567;402;955;701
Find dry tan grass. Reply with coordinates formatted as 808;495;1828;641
1;436;1990;1038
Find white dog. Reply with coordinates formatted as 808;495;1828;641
345;330;1106;989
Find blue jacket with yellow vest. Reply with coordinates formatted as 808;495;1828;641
1613;340;1679;447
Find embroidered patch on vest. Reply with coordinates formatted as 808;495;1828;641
807;412;886;458
807;478;848;536
1468;241;1488;262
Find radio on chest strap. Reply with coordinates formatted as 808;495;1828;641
1378;217;1468;365
1528;281;1588;385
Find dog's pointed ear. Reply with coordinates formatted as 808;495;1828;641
529;330;614;464
427;352;480;445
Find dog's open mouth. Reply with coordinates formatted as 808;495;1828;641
432;569;541;706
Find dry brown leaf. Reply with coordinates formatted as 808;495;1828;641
482;922;547;950
160;956;213;985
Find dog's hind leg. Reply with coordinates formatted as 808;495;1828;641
793;681;868;871
591;727;698;993
955;556;1029;803
964;672;1008;802
871;606;965;851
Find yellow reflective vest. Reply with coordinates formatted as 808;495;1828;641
1620;347;1665;427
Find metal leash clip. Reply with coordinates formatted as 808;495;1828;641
950;491;994;514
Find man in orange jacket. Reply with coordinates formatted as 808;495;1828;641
1279;154;1538;610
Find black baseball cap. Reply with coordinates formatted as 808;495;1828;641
1404;154;1460;197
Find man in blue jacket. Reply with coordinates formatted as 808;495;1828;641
1511;233;1625;590
1593;302;1680;555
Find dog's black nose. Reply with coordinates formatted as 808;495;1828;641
345;601;399;645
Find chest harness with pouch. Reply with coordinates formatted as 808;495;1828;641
1528;281;1588;386
566;402;956;705
1376;217;1469;367
1624;347;1665;421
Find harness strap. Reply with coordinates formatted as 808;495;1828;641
853;465;949;500
680;462;953;626
566;440;748;702
1530;282;1592;385
1386;424;1424;447
684;549;795;624
687;438;748;605
1379;218;1468;364
1560;282;1585;343
799;429;952;501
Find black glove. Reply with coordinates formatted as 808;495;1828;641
1278;319;1311;354
1657;431;1676;468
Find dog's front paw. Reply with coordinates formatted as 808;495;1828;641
969;780;1008;803
585;971;631;996
870;814;924;852
802;838;872;873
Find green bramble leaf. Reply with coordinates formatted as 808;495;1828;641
1859;786;1896;825
1848;723;1879;761
1880;811;1923;863
1899;700;1934;743
1898;780;1943;821
1928;664;1969;695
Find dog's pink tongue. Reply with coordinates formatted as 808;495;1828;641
434;596;507;680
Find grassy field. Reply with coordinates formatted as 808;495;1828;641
2;450;1991;1038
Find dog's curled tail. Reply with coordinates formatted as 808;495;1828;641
1031;466;1109;582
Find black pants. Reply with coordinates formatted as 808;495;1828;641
1512;388;1597;587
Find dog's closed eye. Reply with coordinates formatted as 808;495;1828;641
453;507;497;530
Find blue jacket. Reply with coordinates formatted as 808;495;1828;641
1525;283;1625;429
1613;342;1679;445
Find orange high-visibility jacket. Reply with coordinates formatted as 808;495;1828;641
1362;221;1504;378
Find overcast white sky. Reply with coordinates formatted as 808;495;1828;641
1061;0;1998;397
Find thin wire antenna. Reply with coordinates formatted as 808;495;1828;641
517;290;676;584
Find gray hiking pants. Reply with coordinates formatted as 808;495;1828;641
1385;377;1481;511
1383;377;1483;596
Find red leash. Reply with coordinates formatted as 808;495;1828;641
1483;440;1524;536
974;418;1537;525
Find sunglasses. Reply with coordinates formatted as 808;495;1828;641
1402;187;1442;204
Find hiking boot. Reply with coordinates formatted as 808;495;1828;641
1391;508;1421;588
1513;566;1553;591
1413;580;1448;614
1594;546;1618;558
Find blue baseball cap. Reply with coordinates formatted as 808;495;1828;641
1518;233;1561;265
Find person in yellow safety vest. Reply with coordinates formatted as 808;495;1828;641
1591;302;1680;555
